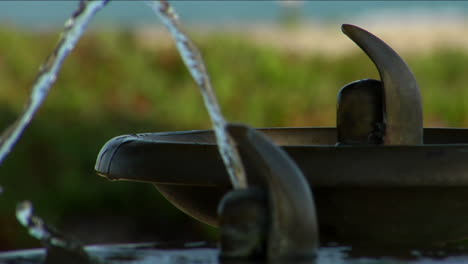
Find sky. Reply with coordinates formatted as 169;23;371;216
0;1;467;30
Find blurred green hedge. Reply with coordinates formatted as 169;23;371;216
1;27;468;250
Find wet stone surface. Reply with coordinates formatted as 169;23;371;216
2;243;468;264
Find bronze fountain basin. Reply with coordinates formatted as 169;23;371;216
95;127;468;247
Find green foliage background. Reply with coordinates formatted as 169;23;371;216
0;27;468;250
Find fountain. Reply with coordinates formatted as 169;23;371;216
95;24;468;252
1;0;468;262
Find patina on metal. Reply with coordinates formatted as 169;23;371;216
95;24;468;248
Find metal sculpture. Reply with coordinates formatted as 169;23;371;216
95;24;468;252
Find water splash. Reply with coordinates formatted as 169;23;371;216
16;201;59;245
16;201;91;263
146;0;247;189
17;201;71;248
0;0;109;166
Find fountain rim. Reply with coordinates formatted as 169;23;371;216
95;126;468;188
123;127;468;147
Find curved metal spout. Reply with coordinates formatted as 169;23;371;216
226;124;319;259
342;24;423;145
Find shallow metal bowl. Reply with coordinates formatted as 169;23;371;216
95;127;468;246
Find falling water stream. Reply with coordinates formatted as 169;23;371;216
146;0;247;189
0;0;109;165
